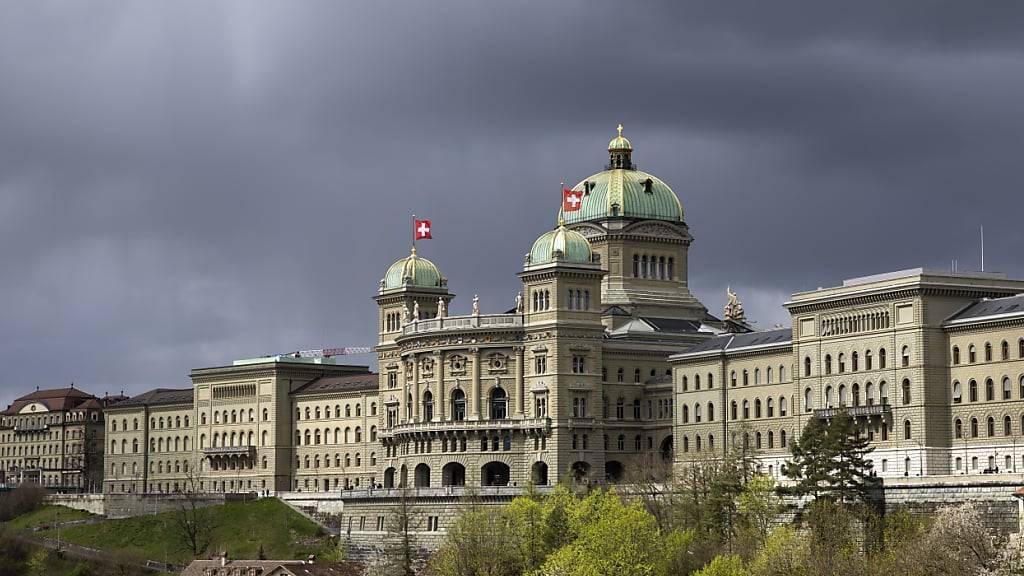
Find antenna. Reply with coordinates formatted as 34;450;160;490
980;225;985;271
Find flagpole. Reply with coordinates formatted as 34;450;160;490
559;182;564;227
412;213;416;251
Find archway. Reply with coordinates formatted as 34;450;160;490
441;462;466;487
660;435;674;462
570;461;590;484
414;463;431;488
531;461;549;486
383;467;396;489
481;461;511;486
605;460;625;482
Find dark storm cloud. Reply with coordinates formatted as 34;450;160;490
2;0;1024;406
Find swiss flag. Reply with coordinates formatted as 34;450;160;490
563;188;583;212
414;219;433;240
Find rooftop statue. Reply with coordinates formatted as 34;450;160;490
723;286;746;323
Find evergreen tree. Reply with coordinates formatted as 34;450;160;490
783;411;876;504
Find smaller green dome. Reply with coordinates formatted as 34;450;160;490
528;223;593;265
383;247;445;290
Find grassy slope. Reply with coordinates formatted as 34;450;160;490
2;505;95;532
37;498;333;565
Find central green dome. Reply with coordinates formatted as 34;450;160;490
528;223;592;265
559;126;684;225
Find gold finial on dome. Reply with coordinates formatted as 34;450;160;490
410;245;417;256
558;216;565;227
617;123;623;137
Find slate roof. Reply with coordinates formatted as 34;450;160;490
675;328;792;356
946;294;1024;323
110;387;194;408
291;373;378;396
2;387;99;415
641;317;703;334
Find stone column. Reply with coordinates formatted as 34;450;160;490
409;354;418;424
470;348;481;419
411;352;419;420
435;350;445;422
515;346;525;416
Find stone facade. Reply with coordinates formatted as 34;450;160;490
0;387;112;492
672;269;1024;481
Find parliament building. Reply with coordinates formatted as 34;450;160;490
4;127;1024;495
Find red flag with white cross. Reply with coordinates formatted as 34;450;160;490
414;218;433;240
563;187;583;212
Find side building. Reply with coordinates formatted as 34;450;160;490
103;357;377;494
0;387;111;492
672;268;1024;479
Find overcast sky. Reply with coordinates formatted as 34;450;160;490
3;1;1024;407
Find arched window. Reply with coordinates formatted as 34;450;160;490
707;402;715;422
985;378;994;402
952;381;962;404
838;353;845;373
902;379;911;405
755;398;762;418
825;354;832;375
985;342;993;362
731;401;738;420
742;400;750;419
969;344;977;363
731;371;737;387
490;388;508;419
767;397;774;418
825;386;834;408
954;418;962;438
451;389;467;421
1002;340;1009;360
1005;415;1012;436
852;383;860;406
969;380;978;402
804;388;813;412
779;396;787;416
682;404;689;424
901;346;910;367
694;403;702;423
865;350;873;370
632;255;640;277
423;391;434;421
903;419;912;440
838;385;847;407
971;417;979;437
804;357;811;377
879;348;887;369
880;381;888;405
1003;377;1012;401
987;417;995;437
754;368;760;385
852;351;859;372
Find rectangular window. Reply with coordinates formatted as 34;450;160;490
572;396;587;418
376;516;385;531
387;373;397;388
535;356;547;374
572;356;586;374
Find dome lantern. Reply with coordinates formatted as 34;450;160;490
607;123;633;170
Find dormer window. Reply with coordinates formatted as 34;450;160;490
643;178;653;194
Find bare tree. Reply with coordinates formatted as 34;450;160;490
169;462;217;558
380;487;423;576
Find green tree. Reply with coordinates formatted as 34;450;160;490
694;554;749;576
783;411;875;504
534;490;665;576
736;474;783;554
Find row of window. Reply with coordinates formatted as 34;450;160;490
605;366;672;383
531;290;551;311
2;443;83;457
820;310;890;336
298;452;376;469
297;403;375;420
723;396;790;421
296;426;377;445
566;289;591;310
0;411;97;428
803;347;909;376
601;397;673;420
683;430;791;454
954;414;1024;439
952;376;1024;403
820;381;895;409
632;254;675;280
384;311;402;332
110;436;193;454
953;340;1024;365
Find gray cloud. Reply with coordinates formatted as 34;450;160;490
2;1;1024;407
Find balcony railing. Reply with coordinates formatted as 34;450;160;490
13;424;49;433
379;417;550;438
401;313;523;336
203;445;256;458
815;404;891;419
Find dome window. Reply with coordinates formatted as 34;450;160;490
643;178;653;194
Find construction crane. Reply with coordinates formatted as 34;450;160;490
280;347;375;359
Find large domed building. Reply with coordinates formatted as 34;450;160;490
371;126;727;490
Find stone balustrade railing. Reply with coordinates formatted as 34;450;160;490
401;313;523;336
379;417;550;438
